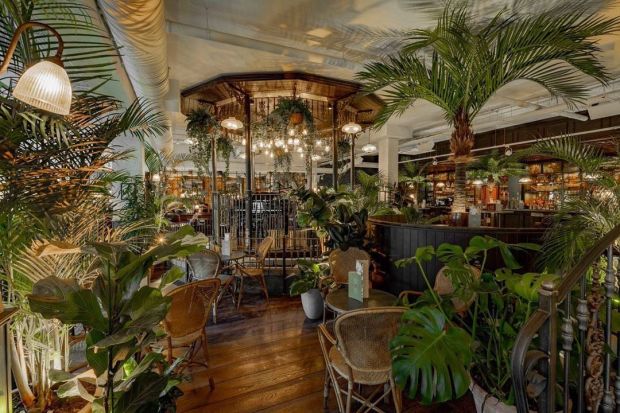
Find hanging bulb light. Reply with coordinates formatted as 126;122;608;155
361;143;377;153
288;129;295;136
151;173;161;183
311;154;321;161
324;145;330;153
220;117;243;130
293;138;300;145
432;157;438;166
3;22;73;115
472;179;484;186
341;122;362;134
287;137;293;145
504;145;513;156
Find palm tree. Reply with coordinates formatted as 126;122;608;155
357;4;619;213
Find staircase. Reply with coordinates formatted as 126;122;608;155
512;225;620;413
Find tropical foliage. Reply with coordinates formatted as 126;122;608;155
28;226;208;412
393;236;547;404
289;259;333;296
0;0;170;409
467;152;527;184
519;136;620;272
186;107;235;177
357;3;619;212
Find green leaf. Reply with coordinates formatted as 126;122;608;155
28;276;107;331
159;266;184;288
391;307;472;404
114;371;168;413
415;245;435;263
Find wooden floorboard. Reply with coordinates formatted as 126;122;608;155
177;294;475;413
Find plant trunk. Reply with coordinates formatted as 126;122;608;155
450;109;474;214
10;331;35;408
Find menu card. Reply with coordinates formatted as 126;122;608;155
348;271;363;302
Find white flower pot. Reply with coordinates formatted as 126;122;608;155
300;289;324;319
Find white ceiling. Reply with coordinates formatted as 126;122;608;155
161;0;620;159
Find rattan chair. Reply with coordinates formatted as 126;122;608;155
328;247;371;284
318;307;405;413
397;264;481;313
324;247;371;322
235;236;274;308
187;250;235;323
163;278;220;390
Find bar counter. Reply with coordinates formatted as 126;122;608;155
368;215;547;294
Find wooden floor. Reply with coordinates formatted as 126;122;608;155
177;294;475;413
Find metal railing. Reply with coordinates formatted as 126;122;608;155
166;193;323;286
512;225;620;413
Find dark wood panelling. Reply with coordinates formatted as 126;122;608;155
369;218;544;294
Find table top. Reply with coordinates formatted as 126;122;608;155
325;289;398;314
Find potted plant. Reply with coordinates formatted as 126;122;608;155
27;226;208;412
270;97;313;126
357;3;618;216
289;259;333;319
393;236;553;412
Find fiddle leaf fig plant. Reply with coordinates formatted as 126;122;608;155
28;226;208;412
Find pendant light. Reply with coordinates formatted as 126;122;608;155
341;122;362;134
220;117;243;130
360;132;376;153
3;22;72;115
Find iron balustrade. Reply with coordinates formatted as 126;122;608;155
166;193;323;286
512;224;620;413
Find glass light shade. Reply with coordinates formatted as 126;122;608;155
220;117;243;130
342;122;362;134
504;146;513;156
361;143;377;153
13;60;72;115
472;179;484;186
518;177;532;184
151;173;161;182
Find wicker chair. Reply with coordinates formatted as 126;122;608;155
328;247;371;284
324;247;371;322
397;264;481;313
318;307;405;413
163;278;220;390
187;250;235;323
235;236;274;308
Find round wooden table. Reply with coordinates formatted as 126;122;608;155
325;289;398;315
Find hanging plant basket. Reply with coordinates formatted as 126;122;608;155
290;112;303;125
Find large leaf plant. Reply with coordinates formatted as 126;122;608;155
28;226;208;412
357;3;619;213
393;236;551;405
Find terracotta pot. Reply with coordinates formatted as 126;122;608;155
289;112;303;125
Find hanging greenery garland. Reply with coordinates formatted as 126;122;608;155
185;107;235;178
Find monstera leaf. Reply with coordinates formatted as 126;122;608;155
391;307;473;404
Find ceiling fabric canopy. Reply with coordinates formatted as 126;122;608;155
98;0;173;152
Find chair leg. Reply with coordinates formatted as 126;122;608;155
237;276;244;309
345;380;353;413
323;368;330;410
212;301;218;324
201;330;209;363
260;274;269;305
167;336;173;364
390;376;402;413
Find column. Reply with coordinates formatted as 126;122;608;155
377;136;399;186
